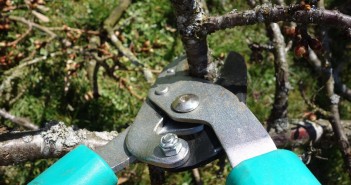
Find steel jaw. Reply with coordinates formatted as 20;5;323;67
147;58;277;167
97;57;276;172
125;100;191;168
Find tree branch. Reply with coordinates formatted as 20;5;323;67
0;109;39;130
8;15;56;41
271;119;351;148
171;0;210;78
266;22;290;132
103;0;143;67
204;5;351;35
307;50;351;102
0;122;117;166
325;69;351;176
2;119;351;166
0;21;32;47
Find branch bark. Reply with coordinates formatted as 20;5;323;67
266;22;290;133
103;0;143;67
0;122;117;166
204;5;351;36
171;0;210;78
0;109;38;130
8;16;56;41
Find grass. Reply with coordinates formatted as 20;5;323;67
1;0;351;184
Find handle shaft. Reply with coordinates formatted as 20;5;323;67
29;145;118;185
226;149;320;185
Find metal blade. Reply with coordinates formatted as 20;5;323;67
148;58;276;167
95;127;136;172
216;51;247;103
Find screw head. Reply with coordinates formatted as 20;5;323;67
171;94;199;113
155;86;169;95
160;133;182;156
166;68;175;75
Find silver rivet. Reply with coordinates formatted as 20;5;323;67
166;68;175;75
155;86;169;95
171;94;199;113
160;133;182;156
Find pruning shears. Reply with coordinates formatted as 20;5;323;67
29;55;320;185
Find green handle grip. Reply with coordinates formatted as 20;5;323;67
226;149;320;185
28;145;117;185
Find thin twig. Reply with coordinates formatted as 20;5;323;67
0;22;32;47
266;22;290;132
0;109;39;130
298;81;332;117
192;168;203;185
9;15;57;41
49;26;100;35
4;52;62;76
103;0;143;67
325;69;351;177
307;49;351;102
119;78;144;100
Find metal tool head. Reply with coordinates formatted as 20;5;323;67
147;57;277;167
123;56;225;170
97;55;276;172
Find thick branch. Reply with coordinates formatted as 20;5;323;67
0;122;117;165
171;0;210;78
204;5;351;35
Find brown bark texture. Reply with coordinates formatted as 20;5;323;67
171;0;210;78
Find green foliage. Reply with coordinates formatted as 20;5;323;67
1;0;351;184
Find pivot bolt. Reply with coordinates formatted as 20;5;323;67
166;68;175;75
155;86;169;95
160;133;182;156
171;94;199;113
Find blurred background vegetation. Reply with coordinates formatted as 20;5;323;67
1;0;351;184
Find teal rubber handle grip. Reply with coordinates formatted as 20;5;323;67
28;145;117;185
226;149;320;185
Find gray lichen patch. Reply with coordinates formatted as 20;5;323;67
41;122;86;155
